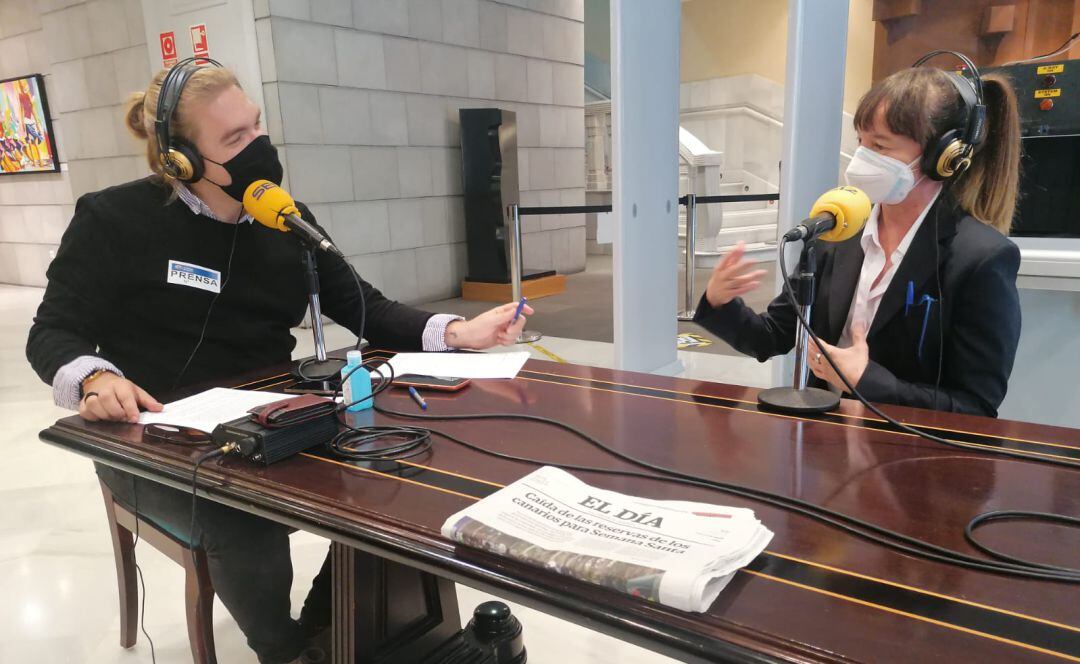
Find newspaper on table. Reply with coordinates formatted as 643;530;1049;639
441;466;773;613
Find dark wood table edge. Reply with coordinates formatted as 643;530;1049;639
40;421;853;664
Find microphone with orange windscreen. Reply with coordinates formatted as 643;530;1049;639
757;186;872;415
782;186;872;243
243;180;344;257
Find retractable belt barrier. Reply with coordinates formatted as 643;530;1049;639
508;191;781;322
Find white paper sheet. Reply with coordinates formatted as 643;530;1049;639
386;352;530;380
138;387;290;433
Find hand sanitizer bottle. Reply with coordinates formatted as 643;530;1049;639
342;350;372;412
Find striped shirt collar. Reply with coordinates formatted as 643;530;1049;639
175;183;253;224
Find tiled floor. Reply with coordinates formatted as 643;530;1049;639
426;254;779;356
0;281;769;664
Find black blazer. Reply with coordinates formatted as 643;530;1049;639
694;194;1022;417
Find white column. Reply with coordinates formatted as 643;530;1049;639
611;0;681;373
772;0;851;386
138;1;267;142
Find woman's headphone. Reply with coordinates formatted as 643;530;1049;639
154;56;224;183
911;50;988;181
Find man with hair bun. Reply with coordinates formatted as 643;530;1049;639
27;62;534;664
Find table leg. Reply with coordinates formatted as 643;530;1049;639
331;541;462;663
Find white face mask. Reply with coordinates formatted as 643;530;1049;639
844;146;924;205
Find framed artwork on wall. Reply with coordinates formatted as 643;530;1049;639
1;73;60;175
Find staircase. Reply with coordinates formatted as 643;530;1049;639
590;80;792;269
679;172;778;269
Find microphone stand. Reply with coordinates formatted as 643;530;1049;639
757;239;841;414
296;247;347;381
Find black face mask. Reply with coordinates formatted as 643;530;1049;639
203;135;284;201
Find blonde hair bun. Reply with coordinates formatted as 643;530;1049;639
122;66;241;183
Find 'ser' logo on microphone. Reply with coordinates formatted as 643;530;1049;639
250;182;274;200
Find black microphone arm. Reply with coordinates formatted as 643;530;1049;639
782;212;837;242
279;212;345;258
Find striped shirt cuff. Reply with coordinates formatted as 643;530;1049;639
422;314;465;352
52;356;123;411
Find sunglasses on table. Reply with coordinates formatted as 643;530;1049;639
142;423;212;446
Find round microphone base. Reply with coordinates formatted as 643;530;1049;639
294;357;348;382
516;330;542;344
757;386;840;414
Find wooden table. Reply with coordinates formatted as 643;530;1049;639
40;350;1080;663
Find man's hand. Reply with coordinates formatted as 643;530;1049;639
80;372;163;423
809;323;870;392
704;241;768;308
444;301;536;349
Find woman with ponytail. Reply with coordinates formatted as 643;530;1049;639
695;58;1023;417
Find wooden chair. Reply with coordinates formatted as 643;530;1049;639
100;479;217;664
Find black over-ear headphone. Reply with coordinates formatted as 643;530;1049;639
911;50;988;181
154;56;223;183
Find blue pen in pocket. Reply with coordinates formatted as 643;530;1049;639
905;280;915;316
916;293;936;362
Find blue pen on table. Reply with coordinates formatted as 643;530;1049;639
408;386;427;411
512;296;528;323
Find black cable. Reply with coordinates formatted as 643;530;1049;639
349;260;365;353
325;359;436;463
247;284;1077;583
272;205;1075;581
778;235;1080;470
1005;32;1080;65
187;444;235;658
965;510;1080;573
371;402;1079;582
329;425;432;462
133;564;156;663
776;234;1078;576
164;218;372;651
131;204;239;659
295;361;333;382
933;205;944;409
335;356;395;408
172;216;242;391
130;480;157;664
1039;32;1080;60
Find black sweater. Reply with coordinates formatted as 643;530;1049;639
27;178;433;397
